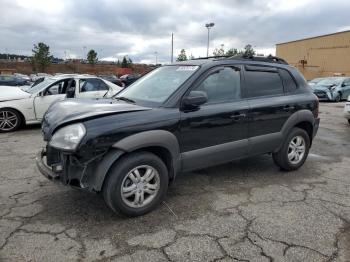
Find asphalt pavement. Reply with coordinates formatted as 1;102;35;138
0;102;349;261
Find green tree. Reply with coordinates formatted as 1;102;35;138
32;42;52;72
87;49;98;64
128;57;133;66
176;49;187;61
226;48;239;56
243;44;256;57
121;56;128;67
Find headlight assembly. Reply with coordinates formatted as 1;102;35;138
49;123;86;150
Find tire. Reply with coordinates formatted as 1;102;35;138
0;108;22;132
272;127;310;171
334;93;341;102
103;151;169;217
348;119;350;125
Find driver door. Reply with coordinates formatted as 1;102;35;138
76;78;110;98
33;79;70;119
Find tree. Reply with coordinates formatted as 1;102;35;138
32;42;51;72
225;48;239;56
176;49;187;61
87;49;98;64
213;44;225;56
121;56;128;67
243;44;256;57
128;57;133;66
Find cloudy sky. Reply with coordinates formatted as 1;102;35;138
1;0;350;64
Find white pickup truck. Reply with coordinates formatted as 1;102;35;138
0;74;122;132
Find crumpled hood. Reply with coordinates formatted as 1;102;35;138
311;85;332;92
0;86;31;102
42;98;151;139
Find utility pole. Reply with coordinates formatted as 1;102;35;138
205;23;215;57
171;33;174;63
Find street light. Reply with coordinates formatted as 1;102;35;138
205;22;215;57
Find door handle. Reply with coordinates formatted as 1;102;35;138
283;105;295;112
230;113;246;120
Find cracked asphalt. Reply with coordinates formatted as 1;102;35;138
1;102;350;262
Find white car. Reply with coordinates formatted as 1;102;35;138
0;75;122;132
344;95;350;125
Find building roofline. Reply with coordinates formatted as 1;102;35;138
276;30;350;45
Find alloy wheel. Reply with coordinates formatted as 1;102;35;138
287;135;306;165
121;165;160;208
0;110;18;131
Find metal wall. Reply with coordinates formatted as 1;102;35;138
276;31;350;80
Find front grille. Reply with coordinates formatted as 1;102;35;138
314;91;326;98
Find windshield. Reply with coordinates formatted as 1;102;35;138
26;78;55;94
115;65;199;105
317;78;343;86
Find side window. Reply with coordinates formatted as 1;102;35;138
80;79;109;92
244;70;284;97
193;67;241;103
279;69;297;92
45;80;69;96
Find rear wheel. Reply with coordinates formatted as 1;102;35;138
103;152;168;217
273;128;310;171
348;119;350;125
0;109;22;132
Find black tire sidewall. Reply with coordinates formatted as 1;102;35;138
103;152;168;217
0;108;21;132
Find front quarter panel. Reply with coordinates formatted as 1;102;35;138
0;98;36;122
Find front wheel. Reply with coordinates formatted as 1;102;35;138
273;128;310;171
103;152;168;217
0;109;22;132
334;93;341;102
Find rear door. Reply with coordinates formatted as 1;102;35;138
76;78;110;98
179;65;250;171
243;65;296;155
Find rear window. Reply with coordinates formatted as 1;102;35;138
279;69;297;92
245;70;284;97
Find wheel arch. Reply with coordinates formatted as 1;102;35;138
0;106;26;127
279;110;316;149
91;130;181;192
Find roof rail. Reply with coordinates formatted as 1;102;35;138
188;54;288;65
228;55;289;65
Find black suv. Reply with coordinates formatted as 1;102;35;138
37;56;320;216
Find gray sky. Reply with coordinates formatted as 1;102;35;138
1;0;349;64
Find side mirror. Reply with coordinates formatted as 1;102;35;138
341;83;346;87
183;91;208;109
37;92;44;97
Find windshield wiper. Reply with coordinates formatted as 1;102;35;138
114;96;135;103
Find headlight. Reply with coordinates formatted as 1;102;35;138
49;123;86;150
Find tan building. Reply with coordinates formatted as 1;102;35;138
276;30;350;80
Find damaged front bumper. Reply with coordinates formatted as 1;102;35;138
36;146;124;192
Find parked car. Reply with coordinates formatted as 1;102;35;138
120;74;140;86
344;95;350;125
0;75;122;132
14;73;31;83
36;55;319;217
0;75;31;86
311;77;350;102
308;77;324;87
99;75;124;87
30;73;51;82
